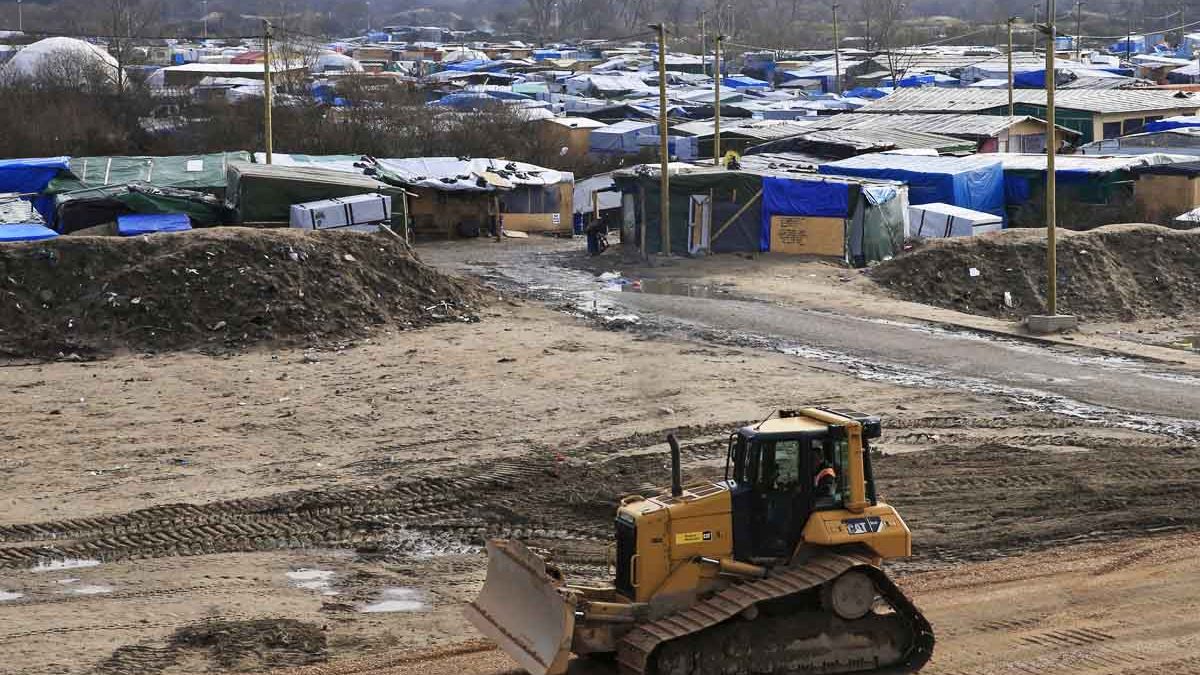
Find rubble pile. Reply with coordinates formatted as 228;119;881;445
0;228;480;357
870;224;1200;320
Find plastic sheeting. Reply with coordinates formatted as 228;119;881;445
0;223;58;242
0;156;69;194
117;213;193;236
1144;116;1200;133
226;162;403;223
819;154;1005;217
590;121;656;153
760;177;851;252
48;153;251;196
55;182;227;233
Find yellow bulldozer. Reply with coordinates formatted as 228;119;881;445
465;408;934;675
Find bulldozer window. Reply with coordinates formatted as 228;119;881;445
749;440;801;491
815;438;851;509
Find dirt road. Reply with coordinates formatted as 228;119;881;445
279;533;1200;675
1;237;1198;674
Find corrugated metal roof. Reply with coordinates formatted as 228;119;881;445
794;127;973;152
987;152;1192;173
864;52;1048;73
791;112;1081;139
857;88;1200;114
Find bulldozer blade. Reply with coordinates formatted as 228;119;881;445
464;539;576;675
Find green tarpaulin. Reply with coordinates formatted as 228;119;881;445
46;152;253;197
55;182;229;233
226;162;408;224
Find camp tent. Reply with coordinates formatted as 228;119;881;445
590;120;657;153
819;154;1005;217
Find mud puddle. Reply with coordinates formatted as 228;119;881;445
287;569;338;595
31;558;101;572
360;587;427;613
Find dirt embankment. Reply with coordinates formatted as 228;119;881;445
869;224;1200;320
0;228;481;357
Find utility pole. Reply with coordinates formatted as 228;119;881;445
832;3;842;95
366;0;371;32
263;20;274;165
16;0;22;32
1033;2;1040;50
700;12;707;76
652;23;670;256
202;0;208;40
1028;0;1075;333
714;34;724;166
1008;16;1017;117
1074;1;1084;61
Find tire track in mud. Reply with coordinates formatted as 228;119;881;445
0;459;566;569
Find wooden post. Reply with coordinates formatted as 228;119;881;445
714;35;723;166
263;20;274;165
654;23;671;255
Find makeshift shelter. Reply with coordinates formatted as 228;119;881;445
761;175;907;265
54;182;229;234
257;154;573;237
995;153;1188;227
613;165;906;266
225;162;408;226
1131;161;1200;224
819;154;1005;217
0;37;119;86
590;120;657;153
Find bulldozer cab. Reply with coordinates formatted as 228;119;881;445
726;409;881;560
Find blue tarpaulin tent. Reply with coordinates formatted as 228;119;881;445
117;213;192;236
0;157;69;195
760;177;851;251
819;154;1005;217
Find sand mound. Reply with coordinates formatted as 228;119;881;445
0;228;480;357
870;224;1200;321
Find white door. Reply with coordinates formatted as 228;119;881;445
688;194;712;254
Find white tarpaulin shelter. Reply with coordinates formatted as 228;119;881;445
907;202;1002;238
1;37;119;85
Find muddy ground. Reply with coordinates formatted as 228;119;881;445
1;236;1198;675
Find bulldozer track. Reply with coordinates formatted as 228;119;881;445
616;551;934;675
0;460;565;568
